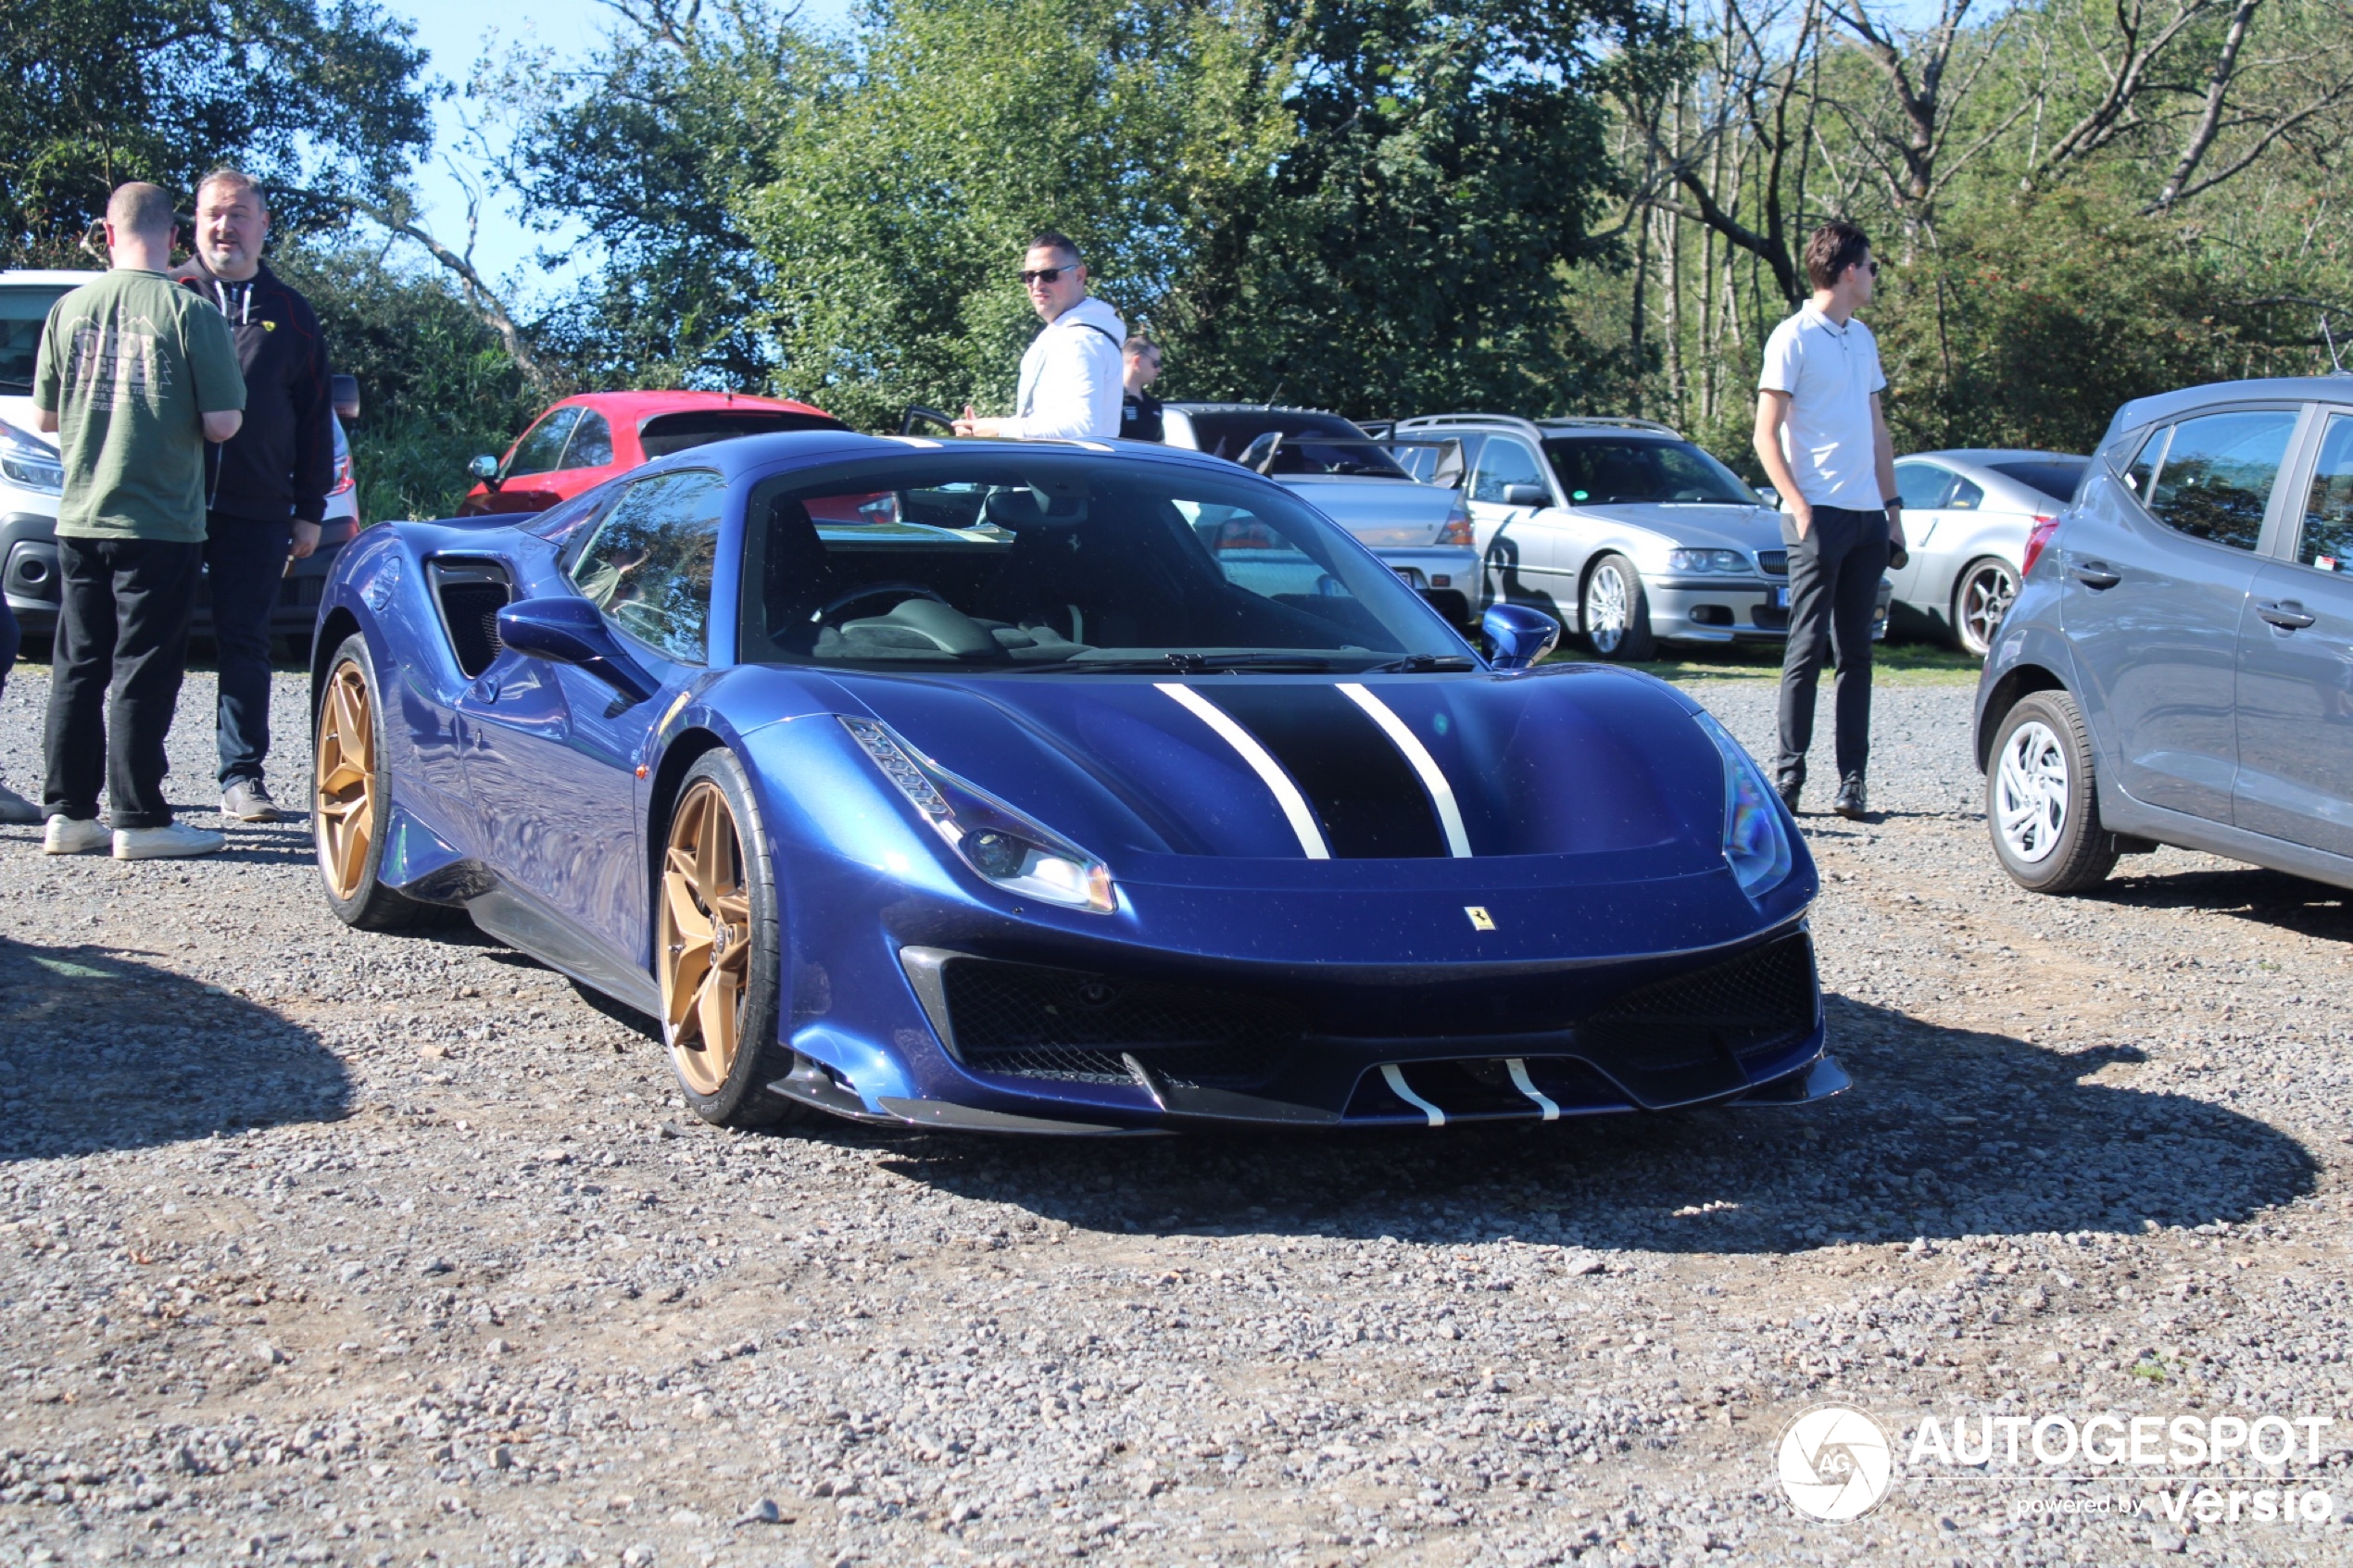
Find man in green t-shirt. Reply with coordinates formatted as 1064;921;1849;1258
33;182;246;861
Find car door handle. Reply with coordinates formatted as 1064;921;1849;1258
2257;599;2317;631
2071;561;2120;589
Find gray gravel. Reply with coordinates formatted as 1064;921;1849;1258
0;660;2347;1567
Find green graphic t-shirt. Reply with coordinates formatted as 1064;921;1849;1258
32;269;245;542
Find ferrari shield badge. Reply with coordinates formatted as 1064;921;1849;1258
1464;906;1496;932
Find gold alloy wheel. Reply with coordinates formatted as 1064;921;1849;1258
315;662;376;901
659;779;753;1095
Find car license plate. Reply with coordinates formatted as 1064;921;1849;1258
1769;585;1789;608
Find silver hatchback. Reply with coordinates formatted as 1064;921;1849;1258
1975;377;2353;896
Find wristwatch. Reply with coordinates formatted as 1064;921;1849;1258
1882;497;1904;510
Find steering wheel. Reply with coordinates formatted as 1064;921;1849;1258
811;581;952;625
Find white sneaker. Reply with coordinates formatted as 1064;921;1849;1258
0;782;40;825
43;814;110;855
113;822;226;860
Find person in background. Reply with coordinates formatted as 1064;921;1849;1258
170;168;333;824
35;182;245;860
1753;220;1905;822
954;232;1126;440
1120;335;1164;442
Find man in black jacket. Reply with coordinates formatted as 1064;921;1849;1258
170;169;333;823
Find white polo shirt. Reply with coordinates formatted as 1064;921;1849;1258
1758;304;1886;511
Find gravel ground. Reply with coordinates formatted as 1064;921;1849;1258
0;659;2347;1568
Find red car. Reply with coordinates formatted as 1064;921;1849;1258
460;390;846;515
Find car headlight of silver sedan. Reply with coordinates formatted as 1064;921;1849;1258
0;420;63;495
1667;547;1750;574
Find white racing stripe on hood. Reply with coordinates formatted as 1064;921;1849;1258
1155;683;1330;859
1335;683;1471;858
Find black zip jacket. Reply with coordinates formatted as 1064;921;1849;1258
167;258;333;525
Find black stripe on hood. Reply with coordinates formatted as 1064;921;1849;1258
1201;685;1447;858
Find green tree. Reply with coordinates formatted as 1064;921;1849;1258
0;0;433;261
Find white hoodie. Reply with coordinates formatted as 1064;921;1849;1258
1002;295;1126;439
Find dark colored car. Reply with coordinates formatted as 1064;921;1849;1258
307;430;1843;1136
1975;377;2353;895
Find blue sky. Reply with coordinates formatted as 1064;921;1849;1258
382;0;856;299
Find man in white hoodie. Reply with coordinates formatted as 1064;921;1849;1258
955;232;1125;440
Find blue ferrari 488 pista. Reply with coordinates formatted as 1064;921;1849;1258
308;431;1844;1134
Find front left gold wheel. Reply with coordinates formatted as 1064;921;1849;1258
654;750;800;1127
312;634;440;930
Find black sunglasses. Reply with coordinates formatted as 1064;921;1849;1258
1020;266;1074;286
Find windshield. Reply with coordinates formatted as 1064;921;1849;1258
1187;410;1410;478
739;455;1464;672
639;408;843;458
0;286;72;395
1541;438;1758;505
1988;458;2086;505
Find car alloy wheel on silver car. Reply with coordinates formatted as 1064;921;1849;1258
1955;557;2020;658
1994;719;2069;862
1579;554;1655;660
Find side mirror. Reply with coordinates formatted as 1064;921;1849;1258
1502;483;1550;508
330;373;361;423
496;596;659;706
1756;485;1780;508
467;454;502;489
1481;603;1560;671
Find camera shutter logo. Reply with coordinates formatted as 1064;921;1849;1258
1777;1403;1894;1521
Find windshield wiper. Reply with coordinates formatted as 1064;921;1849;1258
1045;652;1338;674
1365;653;1478;673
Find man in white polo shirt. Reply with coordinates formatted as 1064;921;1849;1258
1754;220;1906;821
955;230;1126;441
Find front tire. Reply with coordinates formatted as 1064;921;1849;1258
655;750;804;1129
1986;690;2117;894
314;634;443;930
1952;556;2020;658
1581;553;1656;661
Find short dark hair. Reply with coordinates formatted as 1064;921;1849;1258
1123;334;1158;358
1025;230;1083;266
106;182;176;239
195;168;267;214
1804;221;1871;292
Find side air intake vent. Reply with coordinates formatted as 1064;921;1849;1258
1579;933;1817;1070
938;958;1303;1089
428;558;512;679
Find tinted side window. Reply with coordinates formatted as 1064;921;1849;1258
504;407;582;480
2297;412;2353;572
2125;427;2169;499
563;409;615;469
2141;409;2296;552
1469;439;1545;503
569;470;726;664
1894;462;1955;509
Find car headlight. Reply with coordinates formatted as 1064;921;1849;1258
1667;548;1748;573
841;717;1116;913
0;420;63;495
1690;709;1793;898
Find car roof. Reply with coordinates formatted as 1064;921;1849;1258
1397;412;1687;441
0;270;102;287
2108;375;2353;437
1167;402;1357;420
1901;449;2088;465
547;389;837;424
630;429;1265;483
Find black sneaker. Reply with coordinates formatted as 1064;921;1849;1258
1777;780;1802;815
1832;773;1868;819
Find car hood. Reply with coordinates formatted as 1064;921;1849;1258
1277;475;1462;547
1577;502;1782;555
0;394;58;448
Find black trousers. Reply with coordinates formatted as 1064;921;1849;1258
203;512;295;786
44;536;203;830
1776;504;1889;789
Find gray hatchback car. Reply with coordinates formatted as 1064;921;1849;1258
1975;377;2353;895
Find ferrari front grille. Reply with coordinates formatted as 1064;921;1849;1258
1579;933;1817;1070
940;959;1302;1089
